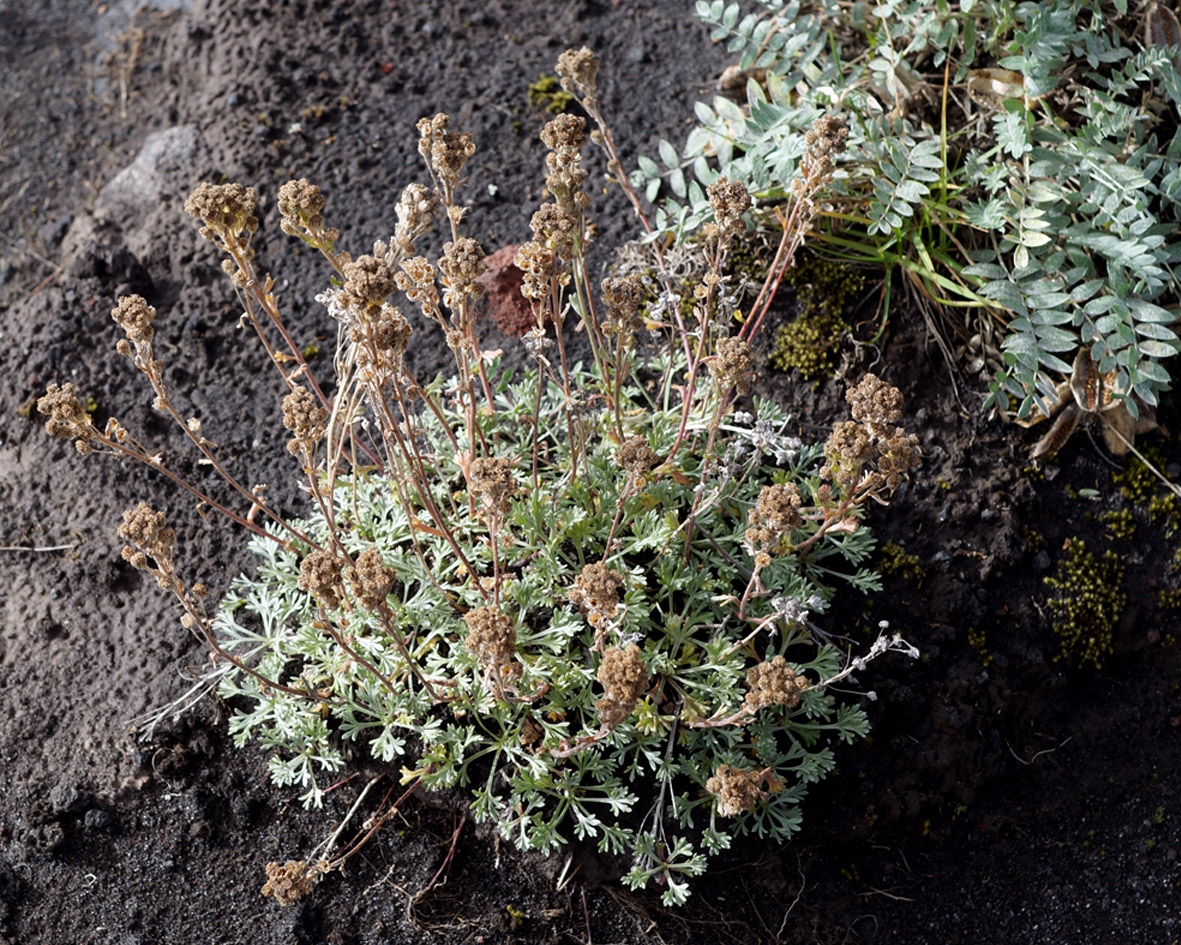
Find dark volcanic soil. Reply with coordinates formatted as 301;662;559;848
2;2;1181;944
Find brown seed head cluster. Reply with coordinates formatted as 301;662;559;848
439;236;487;314
706;764;768;817
464;605;520;682
345;547;397;611
743;656;807;712
417;113;475;188
395;255;441;313
846;371;904;435
276;178;338;249
390;182;439;258
341;254;399;309
261;860;316;906
615;436;661;479
595;643;648;730
555;46;600;104
801;114;849;184
530;202;577;262
38;382;97;453
745;482;803;551
350;304;412;384
707;177;751;237
299;549;344;610
568;561;626;625
184;181;259;243
111;294;156;348
118;503;176;588
541;114;590;215
281;386;327;456
514;240;560;303
467;456;517;519
600;274;644;350
821;374;920;495
710;335;755;396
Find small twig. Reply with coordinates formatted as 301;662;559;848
0;542;79;553
1007;735;1071;766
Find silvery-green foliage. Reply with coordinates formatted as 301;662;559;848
212;355;880;906
634;0;1181;418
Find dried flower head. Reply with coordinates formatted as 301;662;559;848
345;547;397;611
541;113;587;154
277;178;325;228
595;644;648;730
396;256;441;313
530;202;577;261
821;375;920;495
464;605;520;682
707;177;751;236
341;254;399;309
276;178;337;250
541;115;590;213
282;386;327;455
555;47;599;102
111;294;156;347
350;303;412;383
801;114;849;185
601;274;644;349
846;372;903;434
821;419;874;490
615;436;661;480
298;549;344;610
261;860;316;906
514;239;560;302
467;456;517;518
569;561;626;622
390;182;439;258
38;382;97;453
118;502;175;569
743;656;807;712
745;482;803;550
710;335;755;396
184;181;259;242
706;764;768;817
417;113;475;187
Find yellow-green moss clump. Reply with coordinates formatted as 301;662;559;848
1098;508;1135;541
1043;538;1126;670
967;626;993;667
879;541;924;581
769;257;864;380
528;74;573;114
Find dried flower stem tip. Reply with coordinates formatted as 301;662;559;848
706;764;772;817
184;181;259;242
111;294;156;346
556;47;600;104
615;436;660;479
345;548;398;611
710;336;755;396
707;177;751;236
37;383;98;453
299;548;344;610
464;605;520;683
261;860;318;906
417;112;475;189
595;644;648;730
743;656;807;712
277;178;339;250
467;456;517;518
569;561;626;624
